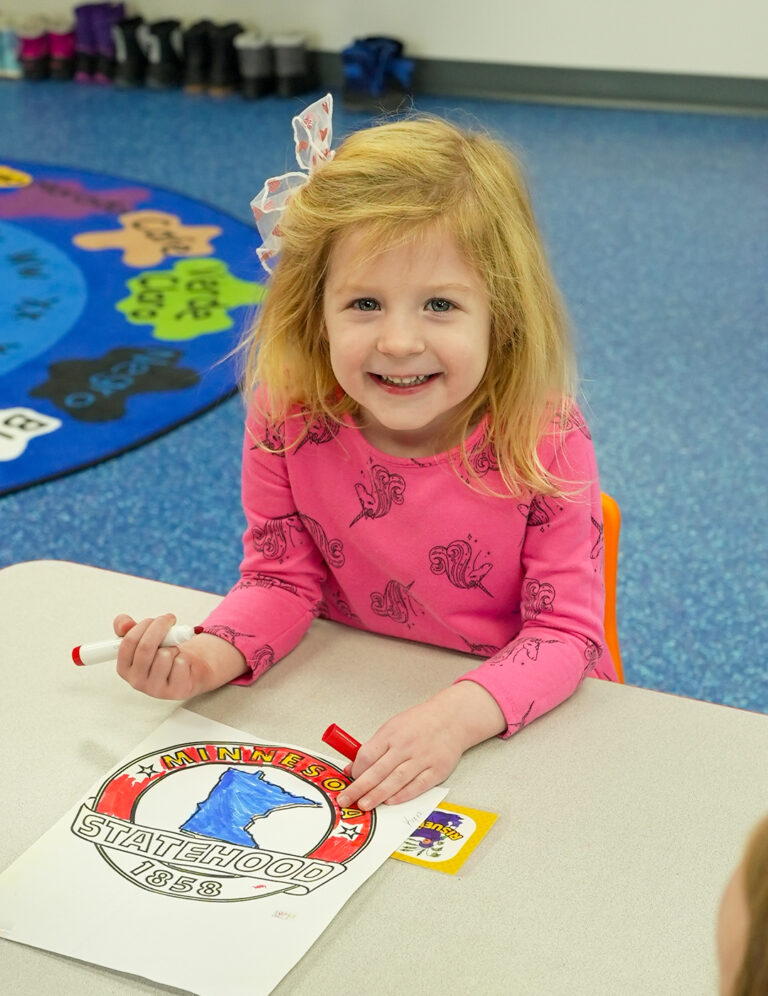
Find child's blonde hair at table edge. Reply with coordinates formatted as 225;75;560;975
719;811;768;995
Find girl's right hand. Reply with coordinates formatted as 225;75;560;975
113;613;247;700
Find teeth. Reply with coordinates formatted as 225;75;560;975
379;374;431;386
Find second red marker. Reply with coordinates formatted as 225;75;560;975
322;723;361;762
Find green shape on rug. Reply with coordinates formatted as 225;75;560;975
117;258;265;340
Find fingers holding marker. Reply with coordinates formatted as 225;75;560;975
113;613;136;638
322;723;369;808
325;698;471;810
117;614;177;680
76;618;247;699
322;723;425;810
74;615;202;669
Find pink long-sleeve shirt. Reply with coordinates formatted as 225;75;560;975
202;394;618;736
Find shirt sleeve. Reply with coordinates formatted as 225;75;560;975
456;410;617;736
200;397;327;683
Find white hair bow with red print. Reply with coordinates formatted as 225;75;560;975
250;93;335;274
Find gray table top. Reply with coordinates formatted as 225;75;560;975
3;560;766;995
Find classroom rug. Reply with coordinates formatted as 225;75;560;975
0;159;265;496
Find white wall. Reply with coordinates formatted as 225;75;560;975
10;0;768;79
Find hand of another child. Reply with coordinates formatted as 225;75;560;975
113;613;246;699
336;681;507;811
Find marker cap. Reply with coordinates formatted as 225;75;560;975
322;723;362;762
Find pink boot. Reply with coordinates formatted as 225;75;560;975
18;18;49;80
48;20;76;80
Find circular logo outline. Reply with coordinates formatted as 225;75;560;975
72;740;375;902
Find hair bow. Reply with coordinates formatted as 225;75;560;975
250;93;335;274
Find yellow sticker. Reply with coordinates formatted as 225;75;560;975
391;802;498;874
0;165;33;189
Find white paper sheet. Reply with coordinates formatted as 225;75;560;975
0;708;446;994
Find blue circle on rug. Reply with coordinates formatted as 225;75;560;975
0;158;265;495
0;219;88;378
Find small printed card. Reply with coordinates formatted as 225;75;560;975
391;802;498;874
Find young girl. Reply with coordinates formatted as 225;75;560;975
718;812;768;995
113;95;618;811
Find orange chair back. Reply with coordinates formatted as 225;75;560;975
601;492;624;682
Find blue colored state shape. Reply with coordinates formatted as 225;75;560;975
182;768;320;848
0;220;87;378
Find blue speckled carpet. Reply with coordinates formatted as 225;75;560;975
0;82;766;714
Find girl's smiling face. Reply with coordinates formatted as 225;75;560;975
323;224;492;457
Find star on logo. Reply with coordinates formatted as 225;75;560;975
136;764;157;779
334;823;361;840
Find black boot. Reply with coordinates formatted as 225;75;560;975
140;19;182;89
208;22;243;96
181;19;212;93
112;15;146;86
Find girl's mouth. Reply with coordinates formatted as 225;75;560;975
371;373;439;390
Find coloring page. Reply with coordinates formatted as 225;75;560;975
0;708;446;994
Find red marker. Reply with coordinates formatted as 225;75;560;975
72;624;204;666
322;723;361;762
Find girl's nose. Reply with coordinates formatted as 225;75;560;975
375;316;426;357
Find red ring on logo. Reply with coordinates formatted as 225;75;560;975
93;741;374;862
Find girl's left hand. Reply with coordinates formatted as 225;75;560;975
336;681;506;811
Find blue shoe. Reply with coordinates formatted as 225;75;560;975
0;14;23;79
342;36;413;111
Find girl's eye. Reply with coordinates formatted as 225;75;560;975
352;298;380;312
425;298;453;313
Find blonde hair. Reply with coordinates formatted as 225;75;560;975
242;113;577;497
731;813;768;996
